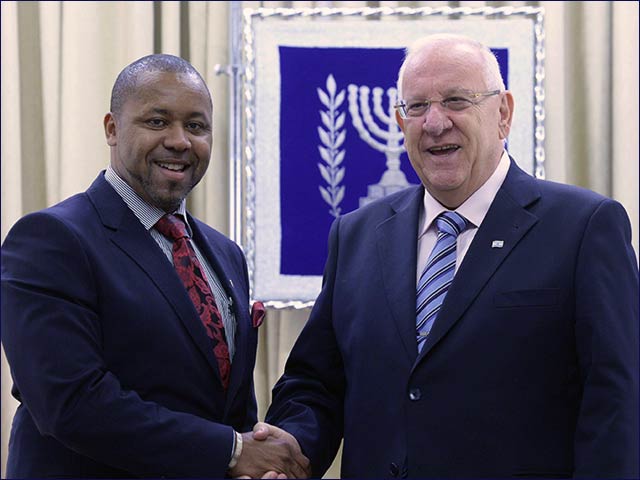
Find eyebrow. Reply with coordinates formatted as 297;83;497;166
407;88;476;100
444;88;475;95
148;107;209;119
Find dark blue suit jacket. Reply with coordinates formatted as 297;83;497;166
266;160;639;478
1;173;258;477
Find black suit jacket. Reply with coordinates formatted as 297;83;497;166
2;173;258;477
267;160;639;478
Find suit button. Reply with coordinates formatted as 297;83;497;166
389;462;400;477
409;388;421;401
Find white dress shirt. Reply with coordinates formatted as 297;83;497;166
416;151;511;284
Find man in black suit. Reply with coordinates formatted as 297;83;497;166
259;33;639;478
2;54;309;479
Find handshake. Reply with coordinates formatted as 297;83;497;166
229;422;311;479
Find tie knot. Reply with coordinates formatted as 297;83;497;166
435;211;468;238
155;214;188;241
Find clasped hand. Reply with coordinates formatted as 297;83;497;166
230;422;311;479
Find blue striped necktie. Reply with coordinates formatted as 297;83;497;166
416;211;468;353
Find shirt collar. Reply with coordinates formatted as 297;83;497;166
104;165;190;234
418;150;510;238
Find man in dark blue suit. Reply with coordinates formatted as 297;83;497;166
261;34;639;477
1;54;309;478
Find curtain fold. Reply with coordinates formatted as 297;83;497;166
2;1;638;477
1;3;24;471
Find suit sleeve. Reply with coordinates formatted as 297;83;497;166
1;212;235;477
573;199;639;477
266;218;345;477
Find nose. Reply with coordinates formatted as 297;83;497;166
163;125;191;151
422;104;453;137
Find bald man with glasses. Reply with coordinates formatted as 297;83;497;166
256;33;639;478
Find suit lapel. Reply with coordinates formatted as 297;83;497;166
416;162;541;364
189;219;251;408
376;187;423;362
87;175;225;387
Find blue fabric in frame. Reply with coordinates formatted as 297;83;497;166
278;46;508;276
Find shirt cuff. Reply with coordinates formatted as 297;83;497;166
228;430;243;469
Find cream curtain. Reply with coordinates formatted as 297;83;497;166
1;1;638;477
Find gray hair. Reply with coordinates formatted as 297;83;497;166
396;33;505;99
110;54;212;115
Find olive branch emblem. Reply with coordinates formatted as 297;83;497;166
317;74;346;218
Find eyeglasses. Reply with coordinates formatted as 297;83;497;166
394;90;501;119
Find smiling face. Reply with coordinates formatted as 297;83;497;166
104;70;213;213
397;39;513;209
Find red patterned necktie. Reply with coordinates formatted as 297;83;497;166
155;214;230;389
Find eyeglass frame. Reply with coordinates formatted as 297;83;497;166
394;89;502;119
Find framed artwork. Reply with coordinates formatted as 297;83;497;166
237;6;545;308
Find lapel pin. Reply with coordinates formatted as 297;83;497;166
229;279;234;288
491;240;504;248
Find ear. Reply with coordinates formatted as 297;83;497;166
395;110;405;132
104;113;117;146
498;91;514;140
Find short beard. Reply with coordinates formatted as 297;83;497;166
142;177;193;213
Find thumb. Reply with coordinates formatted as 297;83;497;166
252;421;271;440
